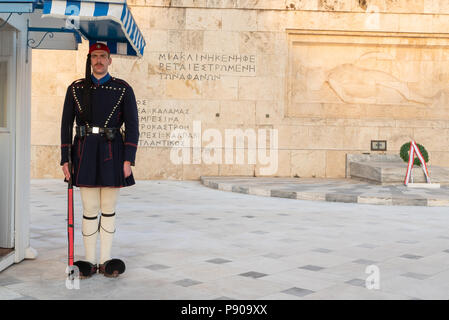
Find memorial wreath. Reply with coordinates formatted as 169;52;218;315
400;142;429;167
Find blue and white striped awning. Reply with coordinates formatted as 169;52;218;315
41;0;145;57
0;0;39;13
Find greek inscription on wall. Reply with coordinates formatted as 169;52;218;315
156;52;256;80
137;99;195;147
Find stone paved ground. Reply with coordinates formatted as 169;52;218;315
0;179;449;300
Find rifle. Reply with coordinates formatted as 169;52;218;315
67;124;74;267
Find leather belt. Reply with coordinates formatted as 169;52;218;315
76;126;118;140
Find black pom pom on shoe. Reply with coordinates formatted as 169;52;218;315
73;261;97;279
99;259;126;278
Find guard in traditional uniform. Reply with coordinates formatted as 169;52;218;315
60;43;139;278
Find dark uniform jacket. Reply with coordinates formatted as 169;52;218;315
60;73;139;188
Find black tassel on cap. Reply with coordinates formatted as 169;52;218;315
82;53;93;124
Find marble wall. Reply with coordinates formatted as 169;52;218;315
31;0;449;179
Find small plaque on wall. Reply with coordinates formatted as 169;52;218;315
371;140;387;151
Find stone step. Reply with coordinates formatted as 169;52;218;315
347;154;449;185
200;176;449;207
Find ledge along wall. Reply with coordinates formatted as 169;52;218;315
31;0;449;180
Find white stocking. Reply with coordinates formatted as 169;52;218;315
99;188;119;264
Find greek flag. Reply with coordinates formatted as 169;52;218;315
42;0;146;57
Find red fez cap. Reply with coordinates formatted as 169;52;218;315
89;42;110;54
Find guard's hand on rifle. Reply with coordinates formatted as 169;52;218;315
124;161;132;178
62;162;71;181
